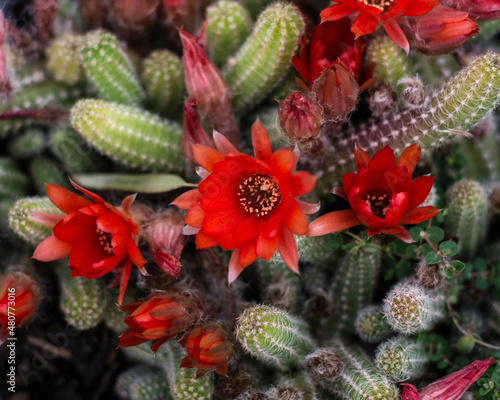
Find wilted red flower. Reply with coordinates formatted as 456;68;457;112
441;0;500;20
308;144;440;242
401;357;494;400
404;5;479;55
172;120;319;283
321;0;439;54
179;322;234;376
119;291;198;353
32;180;146;304
0;272;40;343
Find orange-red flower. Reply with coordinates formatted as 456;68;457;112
0;272;40;343
179;322;234;377
308;144;440;242
172;120;319;283
321;0;439;54
32;180;146;304
118;291;198;353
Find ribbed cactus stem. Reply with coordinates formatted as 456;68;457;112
294;235;340;265
321;340;400;399
374;336;427;381
8;196;63;244
383;280;445;334
355;305;393;343
223;2;304;114
0;158;30;200
207;1;252;68
70;99;184;173
7;129;46;159
29;156;69;193
445;179;488;259
115;366;170;400
81;30;144;106
235;305;315;369
141;50;185;118
47;33;86;85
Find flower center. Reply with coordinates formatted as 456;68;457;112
365;193;390;218
96;228;113;254
238;173;281;218
356;0;394;11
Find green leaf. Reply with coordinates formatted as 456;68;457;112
405;244;418;258
72;173;196;193
439;241;459;257
457;335;475;353
326;233;342;251
427;226;444;243
444;266;454;279
474;258;488;272
409;226;423;242
425;251;441;264
476;276;488;290
450;260;466;272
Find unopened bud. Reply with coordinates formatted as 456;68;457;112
182;97;213;167
440;0;500;20
303;348;343;379
111;0;160;31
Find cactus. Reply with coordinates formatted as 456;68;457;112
7;129;46;159
70;99;184;173
355;305;393;343
295;235;340;265
235;304;315;369
141;50;185;118
375;336;428;381
103;290;132;334
29;156;70;193
0;158;30;200
47;33;86;85
207;1;253;68
81;30;144;106
445;180;488;259
223;2;304;114
115;366;170;400
412;53;458;85
383;280;445;334
8;196;63;245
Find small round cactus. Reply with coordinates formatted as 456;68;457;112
7;129;46;159
115;366;170;400
355;305;393;343
47;33;86;85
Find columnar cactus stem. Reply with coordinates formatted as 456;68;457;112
47;33;86;85
70;99;184;173
0;158;29;200
355;305;393;343
223;2;305;114
81;30;145;106
115;366;170;400
445;180;488;259
29;156;69;193
235;305;315;369
294;235;340;265
7;129;46;159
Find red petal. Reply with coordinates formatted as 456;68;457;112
239;240;258;268
383;225;413;242
117;258;132;305
342;172;358;196
400;384;420;400
192;144;224;172
251;119;272;161
320;3;357;22
396;143;421;173
69;179;107;205
406;176;435;211
288;171;317;197
195;231;218;248
118;331;149;348
202;208;245;236
369;146;395;172
256;233;280;260
296;199;320;215
278;225;299;274
354;145;370;171
121;194;136;215
403;0;439;16
283;200;309;235
400;206;440;225
127;237;146;268
171;189;202;210
97;211;129;234
29;212;64;227
185;204;206;228
332;187;348;201
213;131;239;155
32;235;72;261
52;213;96;243
233;217;264;243
307;209;361;236
46;183;93;214
351;14;379;38
228;249;244;284
379;18;409;54
267;149;295;178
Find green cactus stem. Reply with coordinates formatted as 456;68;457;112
375;336;427;381
223;2;304;114
235;304;315;369
355;305;393;343
8;196;63;244
115;366;170;400
445;179;488;259
47;33;86;85
70;99;184;173
141;50;185;118
7;129;46;159
0;158;30;200
29;156;70;194
103;290;133;334
207;1;253;68
81;30;144;106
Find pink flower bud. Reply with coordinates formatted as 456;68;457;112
111;0;160;31
277;92;324;147
441;0;500;20
405;5;479;55
311;63;360;123
182;97;213;166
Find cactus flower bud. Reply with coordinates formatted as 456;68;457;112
181;97;213;166
405;6;479;55
111;0;160;31
441;0;500;20
0;272;40;343
311;63;359;123
277;92;324;147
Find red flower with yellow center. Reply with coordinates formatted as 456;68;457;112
321;0;439;54
32;180;146;304
308;144;440;242
172;120;318;283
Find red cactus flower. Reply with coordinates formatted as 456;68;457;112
308;144;440;242
321;0;439;54
172;120;319;283
118;291;198;353
179;322;234;377
31;180;146;304
0;272;40;343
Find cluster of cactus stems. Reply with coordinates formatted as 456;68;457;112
1;0;500;399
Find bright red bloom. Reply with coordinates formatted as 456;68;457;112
308;144;440;242
118;291;198;353
321;0;439;54
179;322;234;377
401;357;494;400
172;120;319;283
0;272;40;343
32;180;146;304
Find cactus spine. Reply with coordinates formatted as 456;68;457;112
47;33;86;85
223;3;304;113
235;305;315;369
445;179;488;259
70;99;184;173
355;305;393;343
